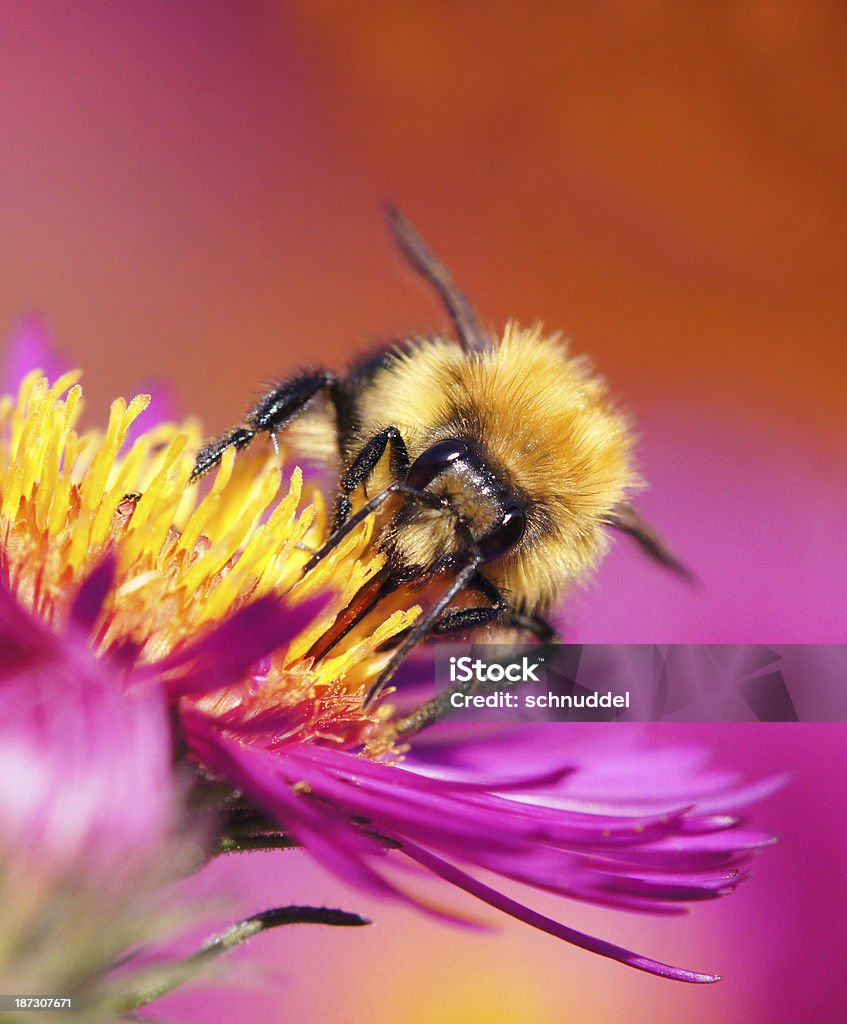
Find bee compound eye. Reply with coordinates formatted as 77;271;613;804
477;507;526;562
405;439;470;490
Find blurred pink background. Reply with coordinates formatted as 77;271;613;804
1;3;844;1021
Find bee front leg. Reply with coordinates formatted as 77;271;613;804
333;426;409;531
191;427;256;480
191;370;339;481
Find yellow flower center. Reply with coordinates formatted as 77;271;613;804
0;371;420;756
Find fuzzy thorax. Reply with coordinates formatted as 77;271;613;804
353;323;639;610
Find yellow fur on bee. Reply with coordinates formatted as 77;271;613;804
353;323;639;612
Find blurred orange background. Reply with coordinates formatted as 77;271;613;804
1;2;844;454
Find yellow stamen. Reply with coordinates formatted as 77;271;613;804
0;372;420;756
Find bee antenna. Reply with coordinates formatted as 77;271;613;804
384;203;491;354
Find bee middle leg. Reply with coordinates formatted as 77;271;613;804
333;426;409;531
505;610;556;641
434;607;556;641
390;592;555;738
429;571;507;634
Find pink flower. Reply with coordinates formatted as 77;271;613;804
0;564;198;1013
183;696;779;983
0;349;781;997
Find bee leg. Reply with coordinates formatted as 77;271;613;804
363;558;482;708
430;605;505;633
387;579;556;737
392;691;459;738
333;426;409;531
380;606;555;650
246;371;339;436
302;483;448;575
607;503;695;582
192;427;256;480
506;611;556;641
191;371;340;481
367;599;505;654
305;562;424;663
428;571;508;634
376;570;507;650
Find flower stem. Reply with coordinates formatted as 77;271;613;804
119;906;370;1012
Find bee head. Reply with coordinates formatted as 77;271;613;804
389;438;528;571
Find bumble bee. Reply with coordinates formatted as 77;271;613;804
192;207;686;710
